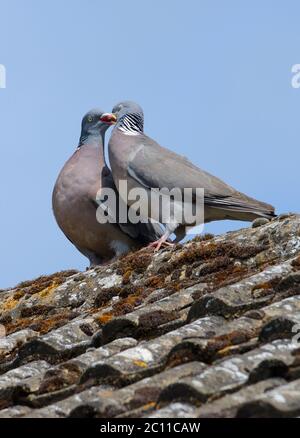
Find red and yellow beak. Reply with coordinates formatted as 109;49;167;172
100;113;117;125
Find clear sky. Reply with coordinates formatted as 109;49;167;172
0;0;299;288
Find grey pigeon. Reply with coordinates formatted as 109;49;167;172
52;109;163;266
104;101;276;250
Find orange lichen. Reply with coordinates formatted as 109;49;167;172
112;295;140;315
1;281;62;315
140;401;156;410
94;284;163;323
0;290;26;312
4;309;77;335
1;297;20;312
97;313;114;325
251;278;280;293
144;275;165;288
16;270;78;296
0;271;79;316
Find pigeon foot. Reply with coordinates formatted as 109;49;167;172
147;237;175;252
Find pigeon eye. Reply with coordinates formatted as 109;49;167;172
87;116;93;122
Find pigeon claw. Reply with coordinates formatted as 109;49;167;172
147;238;174;252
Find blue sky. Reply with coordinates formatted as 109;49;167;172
0;0;299;288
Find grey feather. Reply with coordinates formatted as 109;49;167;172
52;109;163;266
108;101;275;245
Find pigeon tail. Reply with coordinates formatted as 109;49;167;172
205;193;276;222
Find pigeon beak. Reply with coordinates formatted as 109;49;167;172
100;113;117;125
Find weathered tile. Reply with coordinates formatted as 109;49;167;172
24;338;138;407
17;319;96;364
188;262;296;320
146;402;198;418
159;339;300;406
0;214;300;419
23;385;115;418
196;378;286;417
0;405;32;418
236;378;300;417
169;296;300;364
0;329;38;370
0;360;50;409
80;316;225;386
74;362;207;418
100;288;196;343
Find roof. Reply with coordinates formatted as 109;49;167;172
0;213;300;418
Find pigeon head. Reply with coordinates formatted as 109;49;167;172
101;101;144;134
111;101;144;119
81;109;116;134
79;109;116;146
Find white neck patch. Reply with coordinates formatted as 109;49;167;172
118;113;144;136
118;126;141;136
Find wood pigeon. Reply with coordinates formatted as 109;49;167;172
52;109;163;266
103;101;276;251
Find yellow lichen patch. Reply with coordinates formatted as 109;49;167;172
16;270;78;296
38;282;58;299
217;345;237;357
1;297;20;312
133;360;148;368
122;269;133;285
0;289;27;312
4;310;76;336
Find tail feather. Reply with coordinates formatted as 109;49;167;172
205;193;276;220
